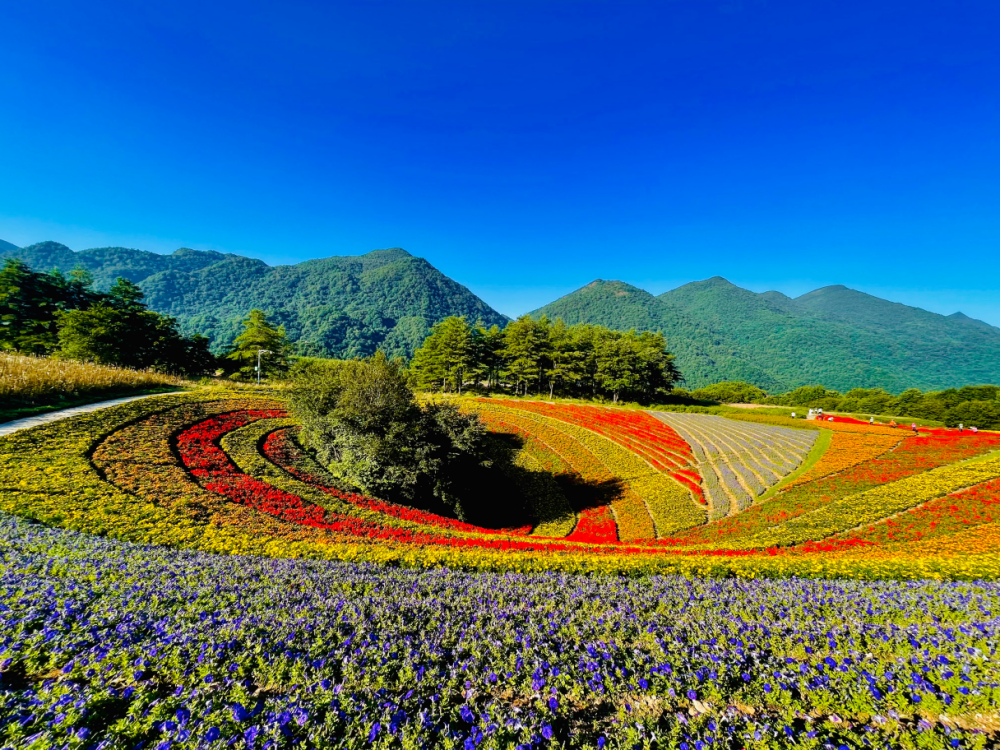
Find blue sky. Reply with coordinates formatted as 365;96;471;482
2;1;999;324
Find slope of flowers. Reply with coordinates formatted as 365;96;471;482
464;400;706;540
674;430;1000;547
832;476;1000;545
436;417;577;537
741;454;1000;549
3;514;1000;749
3;389;1000;580
782;431;902;490
483;400;702;492
650;412;816;519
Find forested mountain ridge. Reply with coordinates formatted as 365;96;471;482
533;277;1000;392
1;241;508;359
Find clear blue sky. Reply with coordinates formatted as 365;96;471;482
2;1;999;324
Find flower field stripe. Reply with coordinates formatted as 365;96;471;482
467;401;706;538
529;412;704;538
743;453;1000;549
495;400;698;472
831;475;1000;547
475;400;708;526
650;412;816;518
462;402;629;541
782;431;903;490
752;428;833;504
671;431;1000;548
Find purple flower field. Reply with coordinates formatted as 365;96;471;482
1;513;997;749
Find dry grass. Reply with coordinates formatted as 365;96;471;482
0;352;185;407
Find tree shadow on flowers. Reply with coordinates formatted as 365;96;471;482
462;433;625;531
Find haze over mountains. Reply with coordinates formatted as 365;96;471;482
4;240;999;392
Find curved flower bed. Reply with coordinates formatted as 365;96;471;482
2;389;1000;581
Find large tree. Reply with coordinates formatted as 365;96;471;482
290;352;489;519
0;259;99;354
409;316;476;392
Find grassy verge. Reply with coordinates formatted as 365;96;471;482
0;352;193;422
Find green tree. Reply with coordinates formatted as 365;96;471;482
501;316;550;396
593;332;642;403
57;284;215;375
227;309;290;381
290;352;488;519
690;381;768;404
545;319;586;399
0;259;99;354
409;316;475;392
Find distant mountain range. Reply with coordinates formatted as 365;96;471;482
531;278;1000;391
1;241;508;359
3;239;998;391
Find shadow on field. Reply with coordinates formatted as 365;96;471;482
466;433;625;530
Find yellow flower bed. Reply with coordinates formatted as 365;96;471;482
743;454;1000;549
783;431;902;490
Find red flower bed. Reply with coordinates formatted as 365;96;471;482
262;428;531;536
834;475;1000;545
174;411;784;558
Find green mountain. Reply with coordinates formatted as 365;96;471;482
1;241;508;358
532;277;1000;392
0;239;20;254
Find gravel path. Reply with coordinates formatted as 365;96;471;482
0;392;181;437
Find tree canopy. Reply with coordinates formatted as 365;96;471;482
0;259;214;375
226;309;291;381
410;315;681;403
290;353;490;520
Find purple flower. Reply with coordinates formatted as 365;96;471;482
243;726;258;747
548;697;558;711
541;725;554;740
205;727;221;743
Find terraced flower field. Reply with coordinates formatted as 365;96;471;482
649;412;817;520
3;390;1000;747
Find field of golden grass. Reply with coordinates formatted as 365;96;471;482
0;352;185;419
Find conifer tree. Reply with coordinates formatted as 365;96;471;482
227;309;290;380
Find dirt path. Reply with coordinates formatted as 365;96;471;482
0;393;182;437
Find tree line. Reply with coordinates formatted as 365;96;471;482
0;258;293;379
689;380;1000;429
409;315;681;403
0;259;214;375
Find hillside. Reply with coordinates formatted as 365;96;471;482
1;241;508;358
533;277;1000;392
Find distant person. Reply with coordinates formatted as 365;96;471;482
890;420;897;428
971;426;979;434
959;423;964;432
869;416;874;425
911;423;918;434
791;412;797;419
